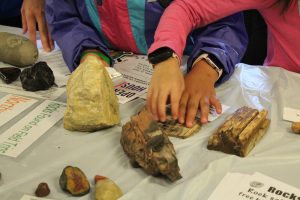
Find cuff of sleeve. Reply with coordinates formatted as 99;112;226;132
81;50;111;66
192;53;223;80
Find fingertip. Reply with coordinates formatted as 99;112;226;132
201;117;208;124
185;119;193;128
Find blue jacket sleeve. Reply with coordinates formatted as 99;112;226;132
45;0;110;72
186;12;248;85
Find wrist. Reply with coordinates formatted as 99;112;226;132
81;50;111;66
192;53;223;80
192;60;219;83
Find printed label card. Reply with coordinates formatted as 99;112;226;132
195;104;230;122
209;172;300;200
0;100;66;157
283;107;300;122
0;94;37;127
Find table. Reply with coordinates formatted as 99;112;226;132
1;25;300;200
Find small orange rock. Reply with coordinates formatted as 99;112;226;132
291;122;300;134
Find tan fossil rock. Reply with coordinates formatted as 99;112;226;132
64;56;120;132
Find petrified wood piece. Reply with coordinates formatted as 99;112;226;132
95;175;123;200
0;67;21;84
121;107;182;182
291;122;300;134
59;166;90;196
64;56;120;131
35;182;50;197
207;106;270;157
158;115;201;139
20;61;55;91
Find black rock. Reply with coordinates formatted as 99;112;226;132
20;61;55;91
0;67;21;84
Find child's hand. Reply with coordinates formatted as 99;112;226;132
147;57;184;122
178;60;222;127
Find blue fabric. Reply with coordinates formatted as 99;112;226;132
85;0;112;48
126;0;148;54
0;0;22;18
45;0;248;84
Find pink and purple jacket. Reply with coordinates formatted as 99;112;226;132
149;0;300;73
45;0;248;83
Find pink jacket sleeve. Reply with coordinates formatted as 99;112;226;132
148;0;272;60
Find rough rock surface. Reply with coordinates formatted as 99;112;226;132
64;56;120;131
0;32;38;67
207;106;270;157
158;115;201;139
20;61;55;91
121;107;182;182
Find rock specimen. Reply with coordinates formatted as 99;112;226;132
63;56;120;132
291;122;300;134
0;67;21;84
207;106;270;157
59;166;90;196
95;175;123;200
158;115;201;139
121;107;182;182
35;182;50;197
20;61;55;91
0;32;38;67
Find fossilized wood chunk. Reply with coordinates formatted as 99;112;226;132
207;106;270;157
64;56;120;131
291;122;300;134
158;115;201;139
120;107;182;182
59;166;90;196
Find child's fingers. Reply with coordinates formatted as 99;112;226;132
185;95;200;127
157;89;169;122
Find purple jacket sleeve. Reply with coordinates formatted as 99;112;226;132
187;12;248;85
45;0;110;72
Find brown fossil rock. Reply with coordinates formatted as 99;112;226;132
35;182;50;197
120;107;182;182
207;106;270;157
59;166;90;196
63;56;120;132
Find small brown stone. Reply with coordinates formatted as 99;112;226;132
35;182;50;197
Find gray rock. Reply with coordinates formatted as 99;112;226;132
0;32;38;67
